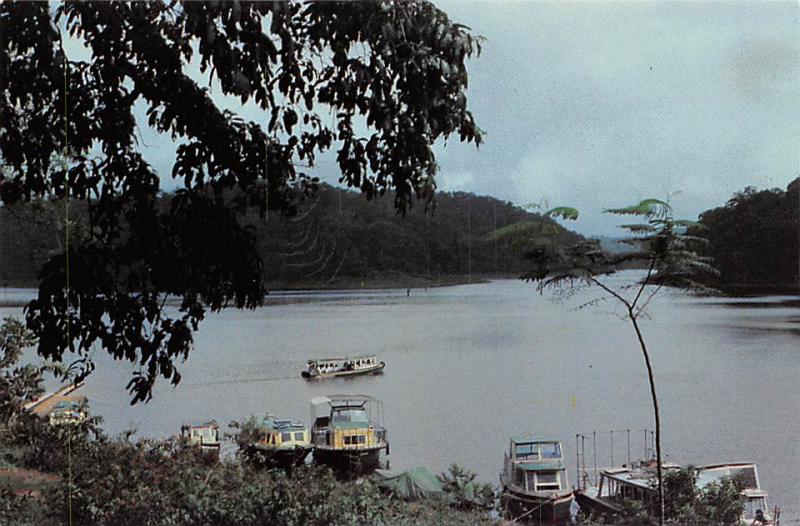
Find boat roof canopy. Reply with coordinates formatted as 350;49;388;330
311;394;383;420
263;417;305;431
182;420;219;429
601;463;682;490
510;436;560;445
308;355;376;363
311;394;382;406
696;463;759;491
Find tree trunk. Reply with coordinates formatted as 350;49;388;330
630;312;664;526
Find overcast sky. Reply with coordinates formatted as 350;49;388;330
66;1;800;237
429;0;799;235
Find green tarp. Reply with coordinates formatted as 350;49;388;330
375;467;444;501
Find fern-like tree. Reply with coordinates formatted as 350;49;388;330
492;199;716;526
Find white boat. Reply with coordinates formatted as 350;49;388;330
301;355;385;379
697;463;779;525
500;436;575;524
576;461;780;525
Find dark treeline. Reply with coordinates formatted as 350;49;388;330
698;178;799;294
0;186;583;289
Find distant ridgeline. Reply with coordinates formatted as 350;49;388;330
696;178;799;294
0;186;584;289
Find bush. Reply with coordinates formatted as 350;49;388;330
438;464;496;511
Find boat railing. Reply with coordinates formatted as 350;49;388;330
575;429;655;490
374;427;387;444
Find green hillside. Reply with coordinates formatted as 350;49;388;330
0;186;584;289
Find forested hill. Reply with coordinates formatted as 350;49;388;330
698;178;799;294
0;186;584;289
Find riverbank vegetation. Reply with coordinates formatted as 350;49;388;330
0;186;583;291
696;178;799;294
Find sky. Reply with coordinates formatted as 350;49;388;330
64;1;800;237
429;0;799;235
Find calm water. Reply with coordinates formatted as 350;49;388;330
2;275;799;520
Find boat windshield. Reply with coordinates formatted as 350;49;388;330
331;408;368;423
514;442;561;459
540;442;561;458
516;443;539;459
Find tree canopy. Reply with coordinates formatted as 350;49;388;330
697;178;799;293
0;187;584;289
0;0;484;402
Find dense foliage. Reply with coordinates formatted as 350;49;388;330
697;178;799;293
1;0;484;402
0;318;43;424
0;187;583;289
654;467;745;525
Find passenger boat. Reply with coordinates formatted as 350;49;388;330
180;421;221;456
301;355;385;379
249;415;312;468
500;436;575;524
576;461;779;525
310;394;389;476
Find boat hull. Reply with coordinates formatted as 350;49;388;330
302;362;385;379
250;445;311;469
574;489;623;518
501;485;574;525
313;446;384;476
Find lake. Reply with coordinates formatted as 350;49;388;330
2;274;798;521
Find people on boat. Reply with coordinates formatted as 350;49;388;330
752;509;766;525
569;499;581;523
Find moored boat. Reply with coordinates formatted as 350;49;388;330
180;421;221;456
697;463;779;525
302;355;385;379
500;436;575;525
47;400;87;426
576;461;779;525
575;460;680;521
249;415;312;468
310;394;389;476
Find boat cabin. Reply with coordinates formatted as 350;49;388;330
181;421;221;453
48;400;87;426
311;395;387;450
697;463;777;524
594;462;682;503
257;416;310;450
505;437;569;493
